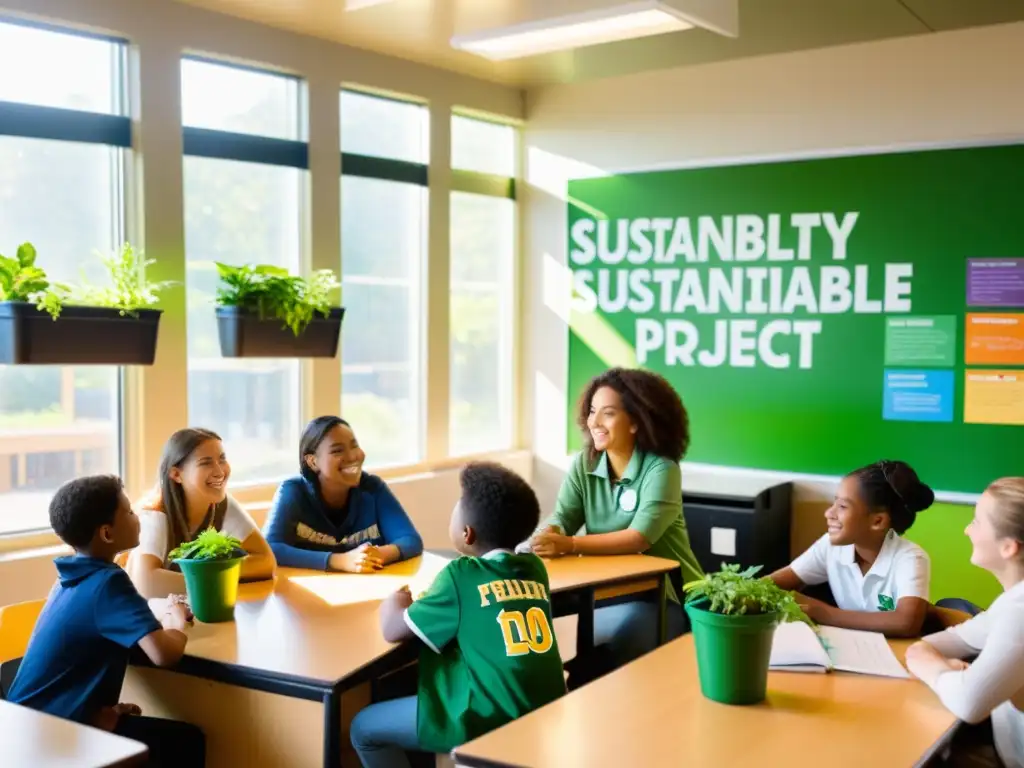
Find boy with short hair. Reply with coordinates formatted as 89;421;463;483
350;462;566;768
7;474;205;766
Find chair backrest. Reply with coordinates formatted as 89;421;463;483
922;603;972;636
0;600;44;665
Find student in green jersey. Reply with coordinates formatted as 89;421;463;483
527;367;702;676
350;462;566;768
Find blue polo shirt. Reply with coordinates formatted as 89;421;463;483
7;555;161;724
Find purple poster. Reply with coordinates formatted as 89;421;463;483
968;259;1024;307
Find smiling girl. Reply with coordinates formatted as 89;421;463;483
769;460;934;638
262;416;423;572
528;367;703;673
906;478;1024;768
127;428;276;598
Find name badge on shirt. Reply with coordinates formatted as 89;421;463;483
619;488;638;512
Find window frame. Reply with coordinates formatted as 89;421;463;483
339;87;431;469
180;55;309;491
0;18;130;538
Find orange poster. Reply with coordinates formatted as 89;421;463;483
965;370;1024;426
965;314;1024;365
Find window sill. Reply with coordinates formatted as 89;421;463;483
0;448;530;558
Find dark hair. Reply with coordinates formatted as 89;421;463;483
49;474;125;550
300;416;351;483
157;427;226;557
848;460;935;534
459;462;540;551
577;367;690;462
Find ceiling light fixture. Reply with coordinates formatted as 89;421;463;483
344;0;394;10
451;0;738;60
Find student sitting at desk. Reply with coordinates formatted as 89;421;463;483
263;416;423;572
906;477;1024;768
526;367;703;671
769;459;934;638
127;428;276;598
7;475;205;766
350;462;566;768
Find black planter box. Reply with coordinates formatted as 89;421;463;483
216;306;345;358
0;302;163;365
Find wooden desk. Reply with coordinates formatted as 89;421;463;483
132;552;678;768
454;636;960;768
0;700;148;767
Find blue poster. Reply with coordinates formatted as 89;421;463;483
883;370;954;422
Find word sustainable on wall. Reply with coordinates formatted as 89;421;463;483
569;212;913;370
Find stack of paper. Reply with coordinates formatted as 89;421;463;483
769;622;910;679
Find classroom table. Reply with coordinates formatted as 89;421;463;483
452;635;961;768
133;551;677;768
0;699;148;767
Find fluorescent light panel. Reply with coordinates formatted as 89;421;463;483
451;0;738;61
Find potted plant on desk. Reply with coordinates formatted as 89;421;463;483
170;529;247;624
214;262;344;358
683;564;810;705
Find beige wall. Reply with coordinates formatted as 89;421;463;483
522;21;1024;543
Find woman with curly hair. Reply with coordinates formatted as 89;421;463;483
528;366;702;672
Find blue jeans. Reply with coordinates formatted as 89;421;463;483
350;695;422;768
594;599;688;666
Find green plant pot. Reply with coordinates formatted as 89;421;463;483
175;556;245;623
685;601;780;705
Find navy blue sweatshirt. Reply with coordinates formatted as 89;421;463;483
263;474;424;570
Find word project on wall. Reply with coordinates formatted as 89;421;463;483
565;144;1024;493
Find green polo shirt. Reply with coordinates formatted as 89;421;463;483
549;450;703;601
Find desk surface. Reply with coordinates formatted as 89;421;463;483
0;700;147;768
180;552;677;685
454;636;959;768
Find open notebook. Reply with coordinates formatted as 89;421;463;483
769;622;910;679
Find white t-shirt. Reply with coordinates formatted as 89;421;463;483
790;530;930;612
134;495;257;566
924;581;1024;768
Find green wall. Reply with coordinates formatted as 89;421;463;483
566;143;1024;495
904;501;1000;609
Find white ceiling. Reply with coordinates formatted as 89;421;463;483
173;0;1024;87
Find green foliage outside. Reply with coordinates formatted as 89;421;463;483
684;564;811;624
215;262;340;336
169;528;245;562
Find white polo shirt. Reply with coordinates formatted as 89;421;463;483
790;529;931;612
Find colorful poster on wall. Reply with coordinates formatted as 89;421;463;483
965;314;1024;365
884;316;956;367
882;370;954;422
967;259;1024;307
566;143;1024;494
964;371;1024;426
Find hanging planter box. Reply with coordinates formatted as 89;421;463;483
0;302;163;365
216;306;345;358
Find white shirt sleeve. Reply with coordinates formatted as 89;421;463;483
893;546;931;601
134;509;170;563
222;496;257;544
789;534;830;586
928;604;1024;724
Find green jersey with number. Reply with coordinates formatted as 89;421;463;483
404;551;566;753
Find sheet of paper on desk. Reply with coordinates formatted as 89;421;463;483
818;626;911;679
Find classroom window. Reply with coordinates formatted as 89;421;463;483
449;115;517;455
183;58;304;486
0;21;126;534
340;90;427;467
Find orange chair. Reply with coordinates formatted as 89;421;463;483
0;599;44;698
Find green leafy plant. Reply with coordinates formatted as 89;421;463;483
169;528;246;562
74;242;176;315
684;564;812;624
0;242;68;319
215;262;340;336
